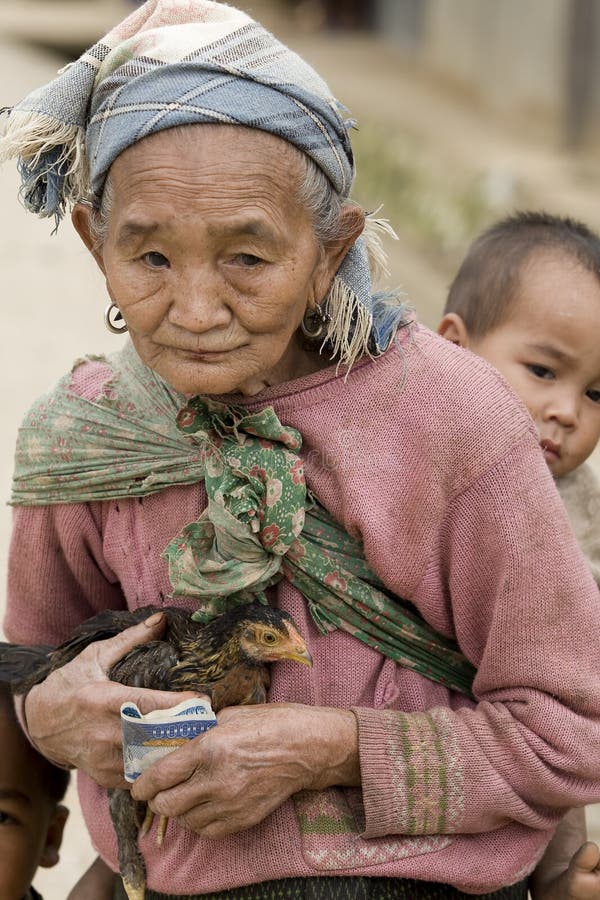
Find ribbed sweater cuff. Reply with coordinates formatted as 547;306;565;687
353;706;465;839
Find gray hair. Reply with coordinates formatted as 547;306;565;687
295;154;361;247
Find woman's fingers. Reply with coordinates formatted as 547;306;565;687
26;675;200;788
131;733;210;806
117;684;200;716
21;613;200;787
131;704;359;838
24;678;128;783
85;611;166;673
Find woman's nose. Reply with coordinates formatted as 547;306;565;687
168;270;232;332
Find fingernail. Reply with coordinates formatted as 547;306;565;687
144;612;164;628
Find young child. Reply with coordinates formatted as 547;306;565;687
438;210;600;900
0;683;70;900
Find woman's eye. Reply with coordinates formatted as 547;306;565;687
0;811;17;826
587;388;600;404
142;251;170;268
527;363;554;380
233;253;262;268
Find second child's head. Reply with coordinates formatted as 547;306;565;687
0;684;69;900
439;212;600;478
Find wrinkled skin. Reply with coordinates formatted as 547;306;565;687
73;124;364;398
131;702;359;839
24;614;198;790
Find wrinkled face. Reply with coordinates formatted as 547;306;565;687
468;252;600;477
79;125;343;397
0;711;65;900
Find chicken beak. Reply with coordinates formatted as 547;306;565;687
283;623;313;667
287;646;313;667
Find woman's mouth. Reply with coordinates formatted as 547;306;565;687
177;347;232;361
540;439;561;462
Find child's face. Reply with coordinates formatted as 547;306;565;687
0;709;67;900
443;251;600;478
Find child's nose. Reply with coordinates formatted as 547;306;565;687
545;389;580;428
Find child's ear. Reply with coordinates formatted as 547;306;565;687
437;313;471;348
39;804;69;869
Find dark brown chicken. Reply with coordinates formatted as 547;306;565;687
0;603;312;900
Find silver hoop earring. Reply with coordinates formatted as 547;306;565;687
300;303;331;340
104;302;128;334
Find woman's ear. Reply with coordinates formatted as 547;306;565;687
71;203;106;274
437;312;471;348
39;804;69;869
309;204;366;307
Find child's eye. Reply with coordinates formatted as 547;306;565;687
0;810;17;826
141;251;170;268
527;363;554;380
586;388;600;404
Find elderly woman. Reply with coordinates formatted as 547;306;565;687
2;2;600;899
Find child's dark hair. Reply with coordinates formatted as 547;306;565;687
444;211;600;336
0;682;70;803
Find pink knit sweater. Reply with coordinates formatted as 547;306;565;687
5;323;600;894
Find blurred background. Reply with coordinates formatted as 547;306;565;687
0;1;598;896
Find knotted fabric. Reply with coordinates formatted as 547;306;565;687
12;343;475;697
0;0;406;362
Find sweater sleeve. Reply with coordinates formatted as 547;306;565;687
4;502;126;645
354;440;600;838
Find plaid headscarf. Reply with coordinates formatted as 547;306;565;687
0;0;406;363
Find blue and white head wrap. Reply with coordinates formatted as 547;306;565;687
0;0;406;364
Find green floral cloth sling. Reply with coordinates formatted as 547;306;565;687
12;343;475;697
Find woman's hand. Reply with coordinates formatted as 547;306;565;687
130;703;360;838
23;612;198;788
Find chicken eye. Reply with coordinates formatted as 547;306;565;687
0;810;17;825
263;631;277;644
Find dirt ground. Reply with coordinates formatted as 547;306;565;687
0;2;598;897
